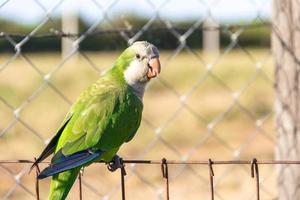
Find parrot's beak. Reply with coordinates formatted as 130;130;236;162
147;57;161;79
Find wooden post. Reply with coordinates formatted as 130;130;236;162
62;2;78;59
272;0;300;199
203;18;220;56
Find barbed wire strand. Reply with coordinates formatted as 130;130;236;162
79;169;83;200
0;23;270;39
2;159;300;165
161;158;170;200
251;158;260;200
120;158;127;200
2;158;300;200
208;159;214;200
34;158;40;200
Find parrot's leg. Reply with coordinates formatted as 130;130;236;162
107;155;124;172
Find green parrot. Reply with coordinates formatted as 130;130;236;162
32;41;161;200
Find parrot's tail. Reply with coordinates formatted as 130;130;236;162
48;167;81;200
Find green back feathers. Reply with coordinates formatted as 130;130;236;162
55;66;143;157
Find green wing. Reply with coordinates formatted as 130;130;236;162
56;78;119;155
55;76;143;157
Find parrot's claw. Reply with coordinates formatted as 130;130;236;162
107;155;124;172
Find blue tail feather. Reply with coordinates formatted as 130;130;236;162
38;149;104;179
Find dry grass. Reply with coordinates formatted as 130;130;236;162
0;48;275;199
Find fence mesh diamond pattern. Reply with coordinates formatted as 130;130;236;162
0;0;276;199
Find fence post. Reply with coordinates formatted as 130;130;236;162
62;1;78;59
203;17;219;56
272;0;300;199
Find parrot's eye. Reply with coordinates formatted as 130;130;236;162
136;54;141;59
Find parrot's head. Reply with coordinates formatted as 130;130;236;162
122;41;161;83
114;41;161;98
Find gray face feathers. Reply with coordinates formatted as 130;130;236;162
130;41;160;59
124;41;161;99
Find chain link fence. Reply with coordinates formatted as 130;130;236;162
0;0;279;199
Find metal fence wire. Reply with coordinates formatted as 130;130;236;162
1;159;300;200
0;0;288;199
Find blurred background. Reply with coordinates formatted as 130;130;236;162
0;0;277;199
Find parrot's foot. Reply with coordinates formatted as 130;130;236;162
107;155;124;172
